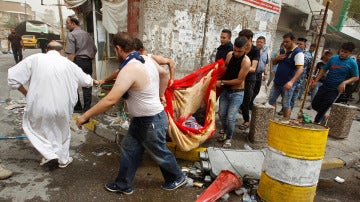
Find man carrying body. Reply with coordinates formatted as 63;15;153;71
268;32;304;122
99;38;176;86
8;41;97;168
238;29;260;130
7;28;23;64
76;32;186;193
217;37;251;148
251;36;269;108
65;15;97;112
311;42;359;123
215;29;233;61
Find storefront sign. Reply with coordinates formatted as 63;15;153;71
233;0;282;14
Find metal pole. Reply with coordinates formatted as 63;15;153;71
24;0;27;21
299;0;332;115
58;0;65;45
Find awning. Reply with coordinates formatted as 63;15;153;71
101;0;128;34
64;0;87;8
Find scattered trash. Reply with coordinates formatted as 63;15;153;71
220;193;230;201
204;175;212;183
193;182;204;188
334;176;345;183
243;144;253;150
92;146;112;157
0;135;27;140
93;162;96;166
182;116;203;129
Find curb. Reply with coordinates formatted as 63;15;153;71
73;115;357;169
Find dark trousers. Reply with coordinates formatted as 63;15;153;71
311;86;339;123
250;73;263;108
240;80;255;122
12;48;23;63
74;58;93;111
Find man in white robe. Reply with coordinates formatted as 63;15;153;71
8;41;97;168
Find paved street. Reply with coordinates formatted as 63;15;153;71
0;49;360;201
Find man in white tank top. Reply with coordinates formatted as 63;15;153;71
76;32;186;194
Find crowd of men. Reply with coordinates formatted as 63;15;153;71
215;29;359;147
2;16;360;195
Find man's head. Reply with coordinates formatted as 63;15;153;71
112;32;136;62
46;40;63;53
238;29;254;52
66;15;79;31
256;36;266;50
282;32;296;51
134;38;144;52
220;29;232;46
339;42;355;60
10;28;16;34
232;37;247;58
322;50;333;62
297;37;307;51
309;44;316;53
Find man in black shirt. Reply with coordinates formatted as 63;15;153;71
7;28;23;64
215;29;233;61
238;29;260;130
37;32;48;53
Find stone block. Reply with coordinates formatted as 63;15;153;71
249;104;275;142
327;103;357;139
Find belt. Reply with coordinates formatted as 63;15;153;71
75;56;92;60
227;89;244;93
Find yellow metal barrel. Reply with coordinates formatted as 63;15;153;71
258;120;329;202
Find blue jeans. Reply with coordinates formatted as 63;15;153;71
219;89;245;140
268;84;296;110
114;111;183;190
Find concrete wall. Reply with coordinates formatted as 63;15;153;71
138;0;280;79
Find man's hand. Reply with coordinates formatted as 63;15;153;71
262;74;267;81
76;115;89;130
276;54;286;61
284;81;294;90
337;82;346;93
160;96;166;107
168;79;174;86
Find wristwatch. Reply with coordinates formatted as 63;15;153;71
220;80;224;86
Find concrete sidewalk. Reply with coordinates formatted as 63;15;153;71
83;84;360;169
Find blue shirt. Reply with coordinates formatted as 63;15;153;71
322;55;359;90
271;51;279;72
256;49;269;73
274;46;304;86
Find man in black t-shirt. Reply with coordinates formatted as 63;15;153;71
37;32;48;53
238;29;260;130
215;29;233;62
7;28;23;64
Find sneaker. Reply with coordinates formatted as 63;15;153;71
105;182;133;195
217;134;227;142
222;139;232;148
161;176;187;190
58;157;73;168
0;165;13;180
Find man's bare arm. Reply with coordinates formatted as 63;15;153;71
151;54;175;84
67;53;75;61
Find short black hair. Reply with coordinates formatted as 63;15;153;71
297;37;307;42
283;32;296;40
112;32;136;53
221;29;232;37
68;15;79;26
234;37;247;48
257;36;266;41
238;29;254;40
310;43;316;47
134;38;144;51
341;42;355;52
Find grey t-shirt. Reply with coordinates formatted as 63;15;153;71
65;27;97;59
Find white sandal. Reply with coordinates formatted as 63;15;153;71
222;140;232;148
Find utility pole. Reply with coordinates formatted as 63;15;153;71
57;0;65;45
24;0;27;21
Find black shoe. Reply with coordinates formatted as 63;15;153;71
277;111;283;116
105;183;133;194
